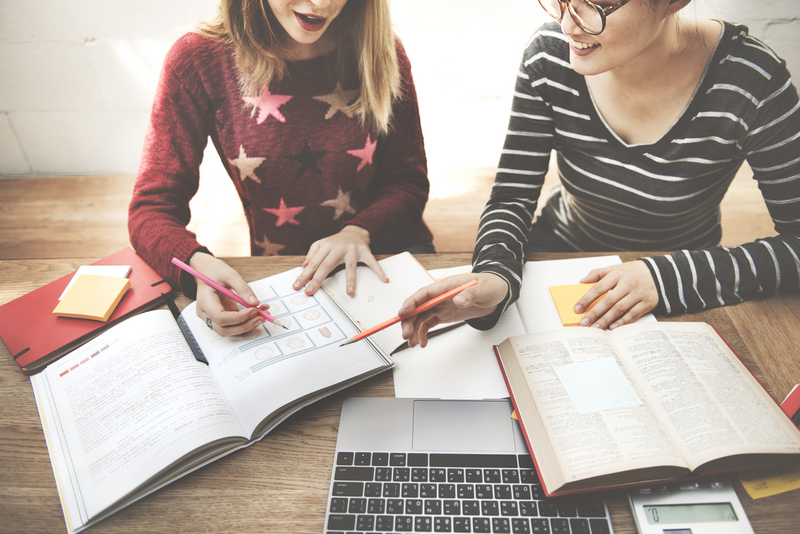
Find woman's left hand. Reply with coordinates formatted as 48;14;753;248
575;260;659;330
292;225;388;296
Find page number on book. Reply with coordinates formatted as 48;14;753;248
628;478;753;534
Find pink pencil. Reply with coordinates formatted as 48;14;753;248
171;257;288;330
340;279;478;347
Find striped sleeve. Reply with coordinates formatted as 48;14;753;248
467;30;560;329
642;33;800;314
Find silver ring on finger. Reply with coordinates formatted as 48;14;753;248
206;317;213;329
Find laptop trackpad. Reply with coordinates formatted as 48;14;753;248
412;400;516;452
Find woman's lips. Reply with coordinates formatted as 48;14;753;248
295;12;327;31
570;40;600;57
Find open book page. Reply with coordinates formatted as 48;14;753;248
501;327;687;491
392;305;525;399
30;310;246;530
517;256;656;333
183;267;393;437
320;252;435;354
611;322;800;470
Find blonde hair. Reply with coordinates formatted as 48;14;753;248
197;0;400;135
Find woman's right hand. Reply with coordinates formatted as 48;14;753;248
399;273;509;348
189;253;269;337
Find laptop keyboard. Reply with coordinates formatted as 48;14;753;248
324;451;612;534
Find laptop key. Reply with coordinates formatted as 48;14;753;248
375;515;394;531
383;482;400;497
329;497;347;513
569;518;590;534
365;482;381;497
372;452;389;466
443;500;461;516
334;466;373;481
473;517;491;533
336;451;353;465
512;517;531;534
439;483;456;498
356;514;375;531
577;502;607;518
332;482;362;496
402;483;419;498
386;498;404;514
326;514;355;531
406;499;423;514
395;515;414;531
589;518;611;534
453;517;470;533
348;497;366;514
425;499;443;515
434;516;452;532
551;518;570;533
492;517;512;533
390;453;407;466
415;516;433;532
530;518;549;533
368;498;385;514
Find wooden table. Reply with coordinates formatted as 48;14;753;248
1;253;799;534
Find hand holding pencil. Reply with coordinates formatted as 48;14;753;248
173;255;288;335
340;280;478;347
398;273;511;349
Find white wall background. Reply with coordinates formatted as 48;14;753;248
1;0;798;180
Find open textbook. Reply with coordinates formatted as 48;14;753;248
31;256;437;534
494;321;800;497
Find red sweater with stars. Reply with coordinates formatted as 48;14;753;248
129;32;432;296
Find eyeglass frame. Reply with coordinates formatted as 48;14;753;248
538;0;630;35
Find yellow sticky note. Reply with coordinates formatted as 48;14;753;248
53;274;131;322
548;283;603;327
738;464;800;499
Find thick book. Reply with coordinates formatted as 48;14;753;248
30;254;437;534
493;321;800;497
0;247;169;374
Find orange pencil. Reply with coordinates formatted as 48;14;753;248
339;279;478;347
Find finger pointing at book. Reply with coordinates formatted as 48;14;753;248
189;253;270;337
399;273;509;348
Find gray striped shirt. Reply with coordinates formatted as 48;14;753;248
471;22;800;327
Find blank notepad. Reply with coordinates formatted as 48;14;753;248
548;283;603;327
53;274;131;322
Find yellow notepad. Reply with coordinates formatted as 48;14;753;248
53;274;131;322
548;283;603;327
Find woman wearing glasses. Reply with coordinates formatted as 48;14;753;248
400;0;800;347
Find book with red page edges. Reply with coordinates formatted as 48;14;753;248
0;248;170;374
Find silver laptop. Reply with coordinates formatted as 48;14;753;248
323;397;613;533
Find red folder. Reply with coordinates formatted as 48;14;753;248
0;248;171;374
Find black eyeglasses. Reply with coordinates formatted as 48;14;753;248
537;0;629;35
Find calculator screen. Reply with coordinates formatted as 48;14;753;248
644;502;738;524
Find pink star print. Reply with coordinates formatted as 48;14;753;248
243;87;293;124
346;134;377;172
264;198;304;227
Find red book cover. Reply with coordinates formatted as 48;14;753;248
0;248;171;374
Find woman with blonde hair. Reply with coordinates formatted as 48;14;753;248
129;0;433;336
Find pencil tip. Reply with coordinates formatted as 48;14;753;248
340;338;354;347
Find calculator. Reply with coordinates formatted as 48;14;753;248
628;478;753;534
